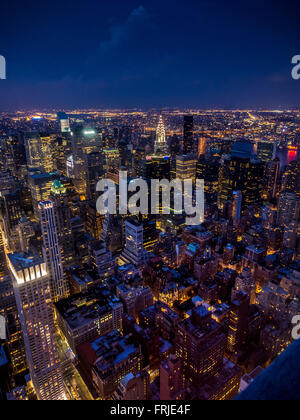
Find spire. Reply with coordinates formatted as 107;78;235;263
154;115;169;156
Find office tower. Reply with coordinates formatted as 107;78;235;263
72;126;100;197
50;180;73;267
39;201;69;302
263;158;280;201
154;115;169;156
121;218;146;266
40;134;56;173
232;191;242;227
281;160;300;197
100;213;124;255
198;137;207;157
175;307;226;387
119;138;133;170
277;192;300;226
138;213;157;251
3;135;26;178
89;240;115;279
28;170;60;217
24;132;43;170
218;143;265;209
160;354;184;400
85;201;105;240
197;156;220;206
113;371;150;400
103;148;120;178
0;191;22;233
8;252;65;400
227;291;250;354
57;112;71;133
143;155;171;181
55;287;123;353
176;154;197;181
183;115;194;155
0;276;27;374
257;141;276;162
17;215;35;252
283;220;298;249
52;136;72;176
0;229;7;277
86;151;105;200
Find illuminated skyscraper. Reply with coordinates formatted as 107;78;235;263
57;112;71;133
227;291;250;354
72;126;100;197
277;192;300;226
176;154;197;181
154;115;169;156
197;156;220;206
218;143;264;209
50;181;73;268
121;218;146;267
281;160;300;197
39;201;69;302
24;133;43;170
257;141;276;162
183;115;194;155
263;158;280;201
232;191;242;227
8;252;65;400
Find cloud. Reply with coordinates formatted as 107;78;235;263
98;5;151;53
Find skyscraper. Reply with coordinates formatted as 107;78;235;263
8;252;65;400
257;141;276;162
39;201;69;302
121;218;146;267
277;192;300;227
218;143;264;209
154;115;169;156
183;115;194;155
263;158;280;201
24;133;43;170
227;291;250;354
232;191;242;227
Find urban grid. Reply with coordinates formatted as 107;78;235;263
0;0;300;404
0;110;299;401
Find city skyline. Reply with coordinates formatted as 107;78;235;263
0;0;300;405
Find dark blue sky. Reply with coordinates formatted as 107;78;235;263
0;0;300;110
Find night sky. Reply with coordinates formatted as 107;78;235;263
0;0;300;110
